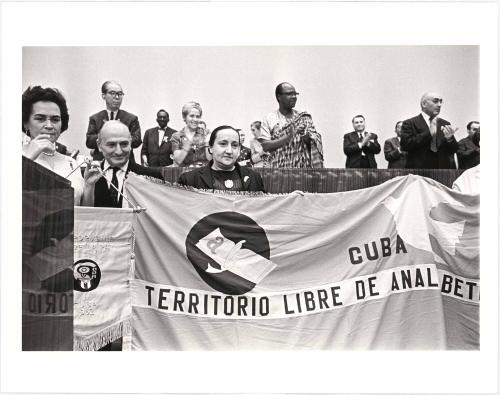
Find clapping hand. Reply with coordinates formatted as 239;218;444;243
361;133;372;146
183;138;193;152
442;125;458;139
271;123;283;136
296;124;306;136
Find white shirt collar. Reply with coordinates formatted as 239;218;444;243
103;160;129;173
107;109;118;120
421;112;435;122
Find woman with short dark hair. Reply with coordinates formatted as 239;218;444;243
22;85;99;205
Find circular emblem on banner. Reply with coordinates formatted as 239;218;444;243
186;211;271;295
73;259;101;292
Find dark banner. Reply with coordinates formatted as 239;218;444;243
22;157;74;351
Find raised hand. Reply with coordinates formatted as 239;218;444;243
296;124;306;136
83;160;103;185
361;133;371;146
442;125;458;139
22;134;55;159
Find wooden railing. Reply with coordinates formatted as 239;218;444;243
162;167;464;193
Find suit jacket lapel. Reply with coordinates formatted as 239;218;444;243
199;166;213;189
159;128;169;147
239;166;251;191
98;110;108;131
152;128;160;148
417;114;430;133
435;118;445;148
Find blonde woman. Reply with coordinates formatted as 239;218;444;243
171;101;209;167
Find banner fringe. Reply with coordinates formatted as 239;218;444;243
132;173;292;196
133;172;441;197
74;319;131;351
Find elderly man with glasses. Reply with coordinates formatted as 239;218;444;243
259;82;324;168
86;80;142;161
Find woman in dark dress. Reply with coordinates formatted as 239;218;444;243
177;125;266;192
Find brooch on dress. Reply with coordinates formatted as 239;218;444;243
224;180;234;189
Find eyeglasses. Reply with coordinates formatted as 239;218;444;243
280;92;299;97
471;127;480;132
107;91;124;97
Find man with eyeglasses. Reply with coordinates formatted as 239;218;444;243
86;80;142;161
456;121;480;170
401;92;458;169
259;82;323;168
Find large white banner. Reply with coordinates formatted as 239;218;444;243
126;174;479;350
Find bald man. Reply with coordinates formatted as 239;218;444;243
93;120;162;208
259;82;323;168
400;92;458;169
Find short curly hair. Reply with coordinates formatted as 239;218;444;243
181;101;203;120
22;86;69;133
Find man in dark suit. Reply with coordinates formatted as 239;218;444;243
86;80;142;161
384;121;408;169
401;92;458;169
93;120;162;208
343;115;381;168
456;121;480;169
87;120;161;352
141;109;177;167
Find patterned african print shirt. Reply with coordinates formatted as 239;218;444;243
260;109;324;168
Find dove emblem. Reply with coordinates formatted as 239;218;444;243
196;227;276;284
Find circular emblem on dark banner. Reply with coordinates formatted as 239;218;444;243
73;259;101;292
186;211;271;295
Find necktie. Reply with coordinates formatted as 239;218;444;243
109;167;119;204
110;112;115;120
429;117;438;152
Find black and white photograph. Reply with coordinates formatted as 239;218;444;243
1;1;498;394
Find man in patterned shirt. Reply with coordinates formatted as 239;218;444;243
259;82;324;168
